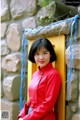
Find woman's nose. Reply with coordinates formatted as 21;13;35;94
39;54;43;59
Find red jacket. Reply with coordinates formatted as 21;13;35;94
18;63;61;120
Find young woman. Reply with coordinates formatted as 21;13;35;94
18;37;61;120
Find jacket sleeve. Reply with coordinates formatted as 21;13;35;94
22;72;61;120
18;100;31;119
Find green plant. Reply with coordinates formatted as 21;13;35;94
38;15;53;25
38;0;57;7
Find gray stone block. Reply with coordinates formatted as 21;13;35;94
2;53;21;73
3;75;20;101
1;98;20;120
66;44;80;70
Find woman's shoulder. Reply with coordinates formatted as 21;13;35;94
49;66;59;75
48;67;61;79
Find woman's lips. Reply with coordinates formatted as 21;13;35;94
39;61;45;64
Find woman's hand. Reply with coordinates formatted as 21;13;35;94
18;118;23;120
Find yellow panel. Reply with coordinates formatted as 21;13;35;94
48;35;66;120
28;35;66;120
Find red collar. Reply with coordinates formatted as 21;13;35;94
38;63;53;73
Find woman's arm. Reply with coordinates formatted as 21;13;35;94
22;73;61;120
18;100;31;119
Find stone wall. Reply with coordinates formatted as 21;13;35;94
1;0;80;120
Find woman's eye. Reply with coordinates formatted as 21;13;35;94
35;53;39;55
43;52;47;54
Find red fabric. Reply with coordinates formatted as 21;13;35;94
18;63;61;120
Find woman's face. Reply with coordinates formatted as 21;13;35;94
34;46;51;68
